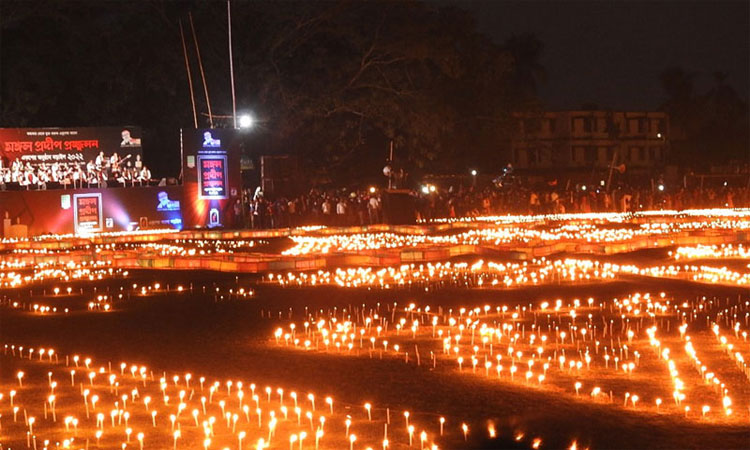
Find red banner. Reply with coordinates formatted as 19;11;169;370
0;127;142;168
74;193;103;232
198;156;228;198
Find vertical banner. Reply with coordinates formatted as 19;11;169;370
73;193;103;233
198;154;228;199
181;129;242;229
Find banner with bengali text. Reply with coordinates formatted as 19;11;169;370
198;155;228;199
0;127;143;168
73;193;103;232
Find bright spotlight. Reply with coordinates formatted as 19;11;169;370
239;114;254;129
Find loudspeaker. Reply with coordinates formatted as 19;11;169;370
381;189;416;225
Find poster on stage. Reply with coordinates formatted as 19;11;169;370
180;128;242;228
0;127;143;169
73;193;103;233
198;155;228;199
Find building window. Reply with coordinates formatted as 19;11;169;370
597;118;607;133
572;146;585;163
585;146;596;162
650;119;661;134
628;119;638;134
630;147;640;162
656;119;665;134
583;118;593;133
525;118;542;134
539;149;550;165
529;149;539;165
572;118;584;134
597;147;608;164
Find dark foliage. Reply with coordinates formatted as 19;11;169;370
0;0;544;183
659;67;749;166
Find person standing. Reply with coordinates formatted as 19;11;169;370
529;191;540;214
356;195;367;226
233;199;243;228
336;198;347;226
368;194;380;224
287;198;297;228
321;198;332;225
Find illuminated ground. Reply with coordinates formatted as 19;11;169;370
1;211;750;449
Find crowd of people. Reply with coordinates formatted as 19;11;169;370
414;184;750;220
238;188;383;229
0;151;153;190
3;150;747;227
236;182;750;229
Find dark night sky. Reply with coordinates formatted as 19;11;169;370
456;0;749;110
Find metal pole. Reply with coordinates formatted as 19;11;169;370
179;20;198;129
388;140;394;189
227;0;237;129
606;147;618;191
179;128;184;183
189;12;213;128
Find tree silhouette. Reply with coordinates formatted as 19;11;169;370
502;33;547;107
0;0;540;183
659;66;748;165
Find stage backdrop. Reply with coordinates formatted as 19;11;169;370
0;127;243;237
181;129;243;229
0;186;184;237
0;127;143;168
